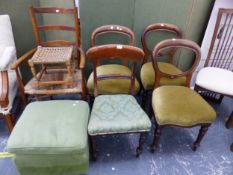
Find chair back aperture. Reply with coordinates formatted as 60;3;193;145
29;6;80;47
86;44;145;97
152;39;201;88
141;23;183;63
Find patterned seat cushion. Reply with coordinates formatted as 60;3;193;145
87;64;140;94
140;62;186;90
152;86;216;126
88;95;151;135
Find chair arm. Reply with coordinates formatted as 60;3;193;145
0;46;16;70
78;47;85;69
11;48;37;70
0;70;9;108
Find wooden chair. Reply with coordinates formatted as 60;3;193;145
86;25;141;95
87;44;151;159
0;15;19;133
11;6;87;102
140;23;183;108
150;39;216;152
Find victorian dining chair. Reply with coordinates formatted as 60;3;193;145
150;39;216;152
140;23;183;108
87;25;141;95
86;44;151;160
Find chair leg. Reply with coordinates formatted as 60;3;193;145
226;111;233;129
3;114;14;133
141;89;147;109
136;132;147;157
150;125;163;153
230;143;233;152
192;124;210;151
90;136;97;161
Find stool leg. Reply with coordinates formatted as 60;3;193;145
90;136;97;161
136;132;147;157
226;111;233;129
192;124;210;151
3;114;14;133
150;125;163;153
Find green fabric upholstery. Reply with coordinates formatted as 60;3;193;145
152;86;216;126
87;64;140;94
88;95;151;135
7;100;90;175
140;62;186;90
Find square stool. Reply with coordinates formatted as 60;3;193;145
7;100;89;175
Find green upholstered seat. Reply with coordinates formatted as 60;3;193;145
7;100;90;175
152;86;216;126
88;95;151;135
140;62;186;90
87;64;140;94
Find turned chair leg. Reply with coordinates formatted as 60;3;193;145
90;136;97;161
150;125;163;153
226;111;233;129
192;124;210;151
3;114;14;133
136;132;147;157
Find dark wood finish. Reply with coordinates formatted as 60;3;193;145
150;39;211;153
87;44;148;158
91;25;135;66
141;23;183;63
226;111;233;129
86;44;145;97
141;23;183;109
152;39;201;88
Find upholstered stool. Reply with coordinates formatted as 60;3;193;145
7;100;89;175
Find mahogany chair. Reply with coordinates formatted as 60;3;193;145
86;25;141;95
150;39;216;152
140;23;183;108
87;44;151;159
0;15;18;133
11;6;87;102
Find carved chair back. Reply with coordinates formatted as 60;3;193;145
142;23;183;64
152;39;201;88
86;44;145;97
29;6;80;47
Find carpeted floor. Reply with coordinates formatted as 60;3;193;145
0;96;233;175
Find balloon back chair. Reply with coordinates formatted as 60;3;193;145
87;44;151;159
150;39;216;153
87;25;141;95
140;23;183;108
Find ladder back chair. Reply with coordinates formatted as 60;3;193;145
11;6;87;101
87;25;141;95
87;44;151;159
141;23;183;108
150;39;216;153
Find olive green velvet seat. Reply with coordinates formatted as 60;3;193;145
88;95;151;135
152;86;216;126
7;100;90;175
87;64;140;94
140;62;186;90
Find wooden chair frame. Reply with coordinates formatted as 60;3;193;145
150;39;210;152
193;8;233;151
87;44;149;159
141;23;183;109
0;71;14;132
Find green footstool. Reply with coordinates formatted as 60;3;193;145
7;100;90;175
